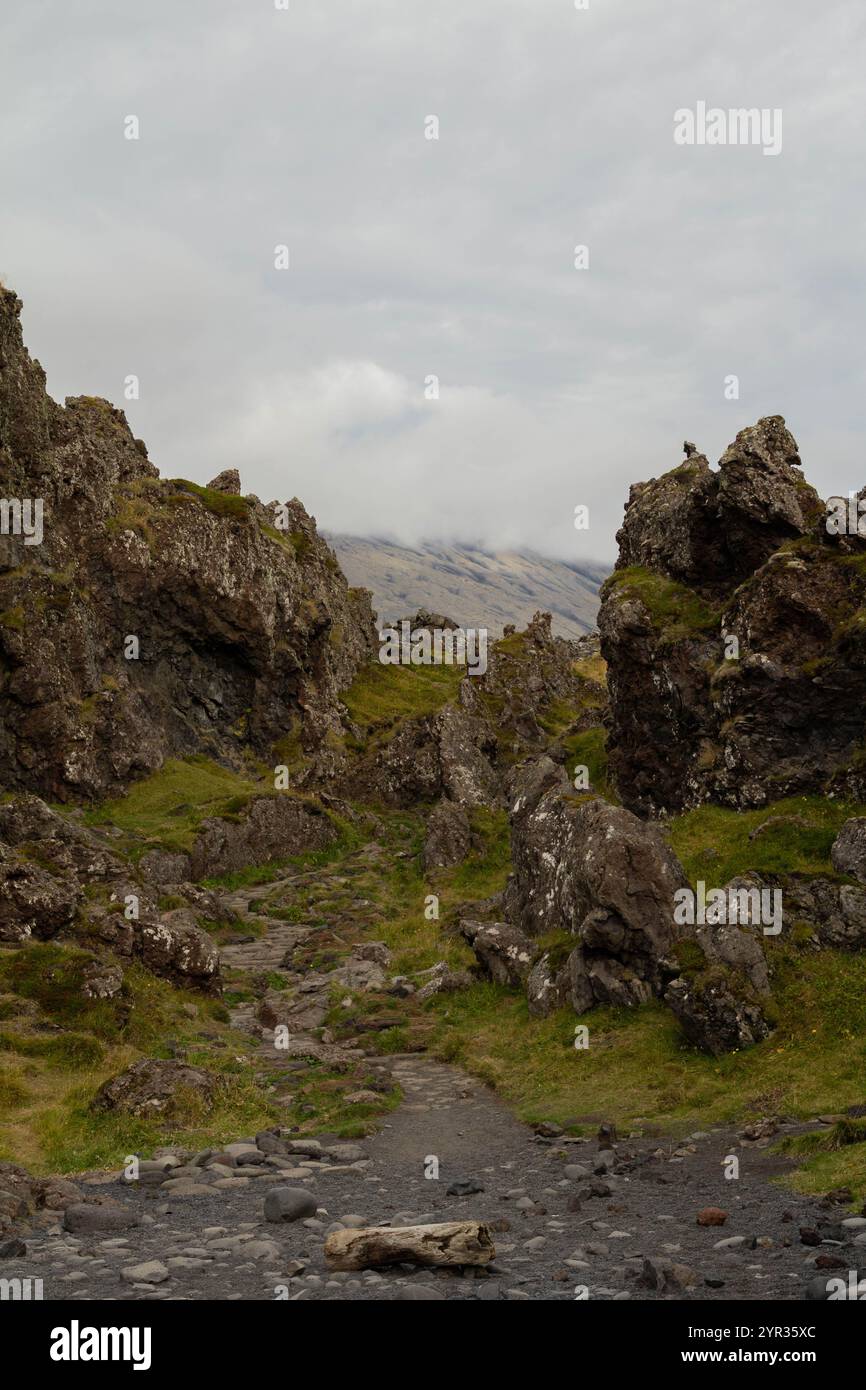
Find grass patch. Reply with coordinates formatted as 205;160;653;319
166;479;251;522
669;795;866;887
342;661;462;737
0;941;281;1173
602;567;719;644
424;940;866;1146
85;755;267;854
559;727;613;799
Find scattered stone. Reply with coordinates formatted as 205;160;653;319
264;1187;318;1224
63;1203;138;1234
120;1260;169;1285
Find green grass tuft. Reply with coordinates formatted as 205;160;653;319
602;567;719;644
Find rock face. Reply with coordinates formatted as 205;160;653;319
460;611;594;761
0;285;377;802
599;417;866;814
0;790;223;991
831;820;866;883
423;799;473;871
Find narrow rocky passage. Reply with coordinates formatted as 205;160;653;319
5;839;860;1302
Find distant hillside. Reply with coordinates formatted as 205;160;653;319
326;535;608;638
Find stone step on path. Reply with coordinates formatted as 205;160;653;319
4;1056;851;1302
217;857;377;1069
220;919;311;976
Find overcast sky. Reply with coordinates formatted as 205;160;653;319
3;0;866;562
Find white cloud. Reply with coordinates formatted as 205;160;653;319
2;0;864;562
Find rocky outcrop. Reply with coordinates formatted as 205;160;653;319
733;873;866;952
504;764;688;980
665;974;772;1057
422;799;473;871
354;704;500;809
458;759;691;1018
0;791;223;991
599;417;866;814
136;912;221;996
90;1059;220;1117
458;757;780;1050
138;793;339;884
0;846;81;942
460;611;595;761
831;819;866;883
0;284;377;803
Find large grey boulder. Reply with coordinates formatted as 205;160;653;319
505;769;688;1000
136;910;221;994
63;1202;139;1234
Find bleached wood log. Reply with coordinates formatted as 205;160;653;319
324;1220;495;1270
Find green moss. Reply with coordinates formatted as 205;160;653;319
166;479;252;522
673;939;709;977
0;605;25;631
106;495;156;546
493;633;528;658
532;930;578;973
602;567;719;645
287;531;312;561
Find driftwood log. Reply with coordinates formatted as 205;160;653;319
324;1221;495;1271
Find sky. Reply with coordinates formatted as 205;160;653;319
2;0;866;563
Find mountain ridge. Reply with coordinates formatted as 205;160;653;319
326;533;608;638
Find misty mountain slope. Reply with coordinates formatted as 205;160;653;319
327;535;608;637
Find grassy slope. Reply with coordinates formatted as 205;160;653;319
84;754;269;855
0;944;275;1172
4;656;866;1199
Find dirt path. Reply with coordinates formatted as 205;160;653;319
4;1049;852;1301
5;843;860;1302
